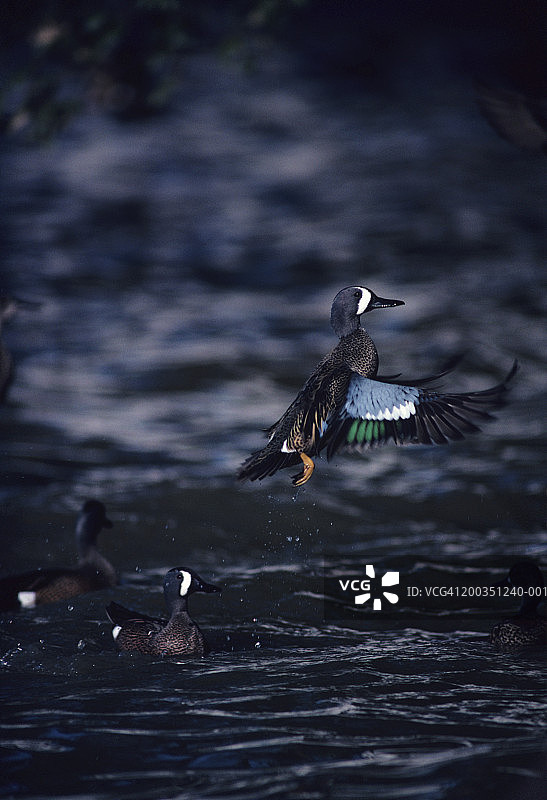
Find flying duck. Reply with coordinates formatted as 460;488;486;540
490;562;547;649
106;567;220;657
0;500;116;611
237;286;517;486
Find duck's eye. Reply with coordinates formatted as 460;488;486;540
177;572;183;580
353;290;361;298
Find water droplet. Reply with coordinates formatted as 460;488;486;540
254;641;261;648
67;605;74;612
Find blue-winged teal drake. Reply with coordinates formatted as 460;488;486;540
490;562;547;650
0;294;40;402
237;286;517;485
0;500;116;611
106;567;220;657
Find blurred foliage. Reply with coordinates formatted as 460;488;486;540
1;0;544;143
0;0;306;142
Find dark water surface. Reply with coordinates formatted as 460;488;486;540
1;51;546;800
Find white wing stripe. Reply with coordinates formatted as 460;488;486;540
364;400;416;421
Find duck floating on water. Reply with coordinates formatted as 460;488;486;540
490;562;547;650
106;567;220;657
237;286;517;486
0;500;116;611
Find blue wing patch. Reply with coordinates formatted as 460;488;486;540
344;376;420;421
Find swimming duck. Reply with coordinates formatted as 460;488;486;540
0;294;40;402
490;562;547;649
237;286;517;485
106;567;220;657
0;500;116;611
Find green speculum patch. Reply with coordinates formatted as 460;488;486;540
347;418;386;444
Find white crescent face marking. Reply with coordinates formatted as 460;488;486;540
112;625;122;640
18;591;37;608
179;570;192;597
356;287;372;316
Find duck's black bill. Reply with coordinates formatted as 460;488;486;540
368;292;405;310
199;580;222;594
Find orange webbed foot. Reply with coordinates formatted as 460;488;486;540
291;453;315;486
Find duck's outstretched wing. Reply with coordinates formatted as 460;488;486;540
321;361;518;458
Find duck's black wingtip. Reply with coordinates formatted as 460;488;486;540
378;352;467;388
493;359;519;397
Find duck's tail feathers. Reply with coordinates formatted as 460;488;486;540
237;447;301;482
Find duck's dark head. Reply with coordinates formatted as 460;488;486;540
497;562;545;591
495;561;545;615
76;499;113;549
164;567;221;611
330;286;404;337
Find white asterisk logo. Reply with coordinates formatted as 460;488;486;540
354;564;400;610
